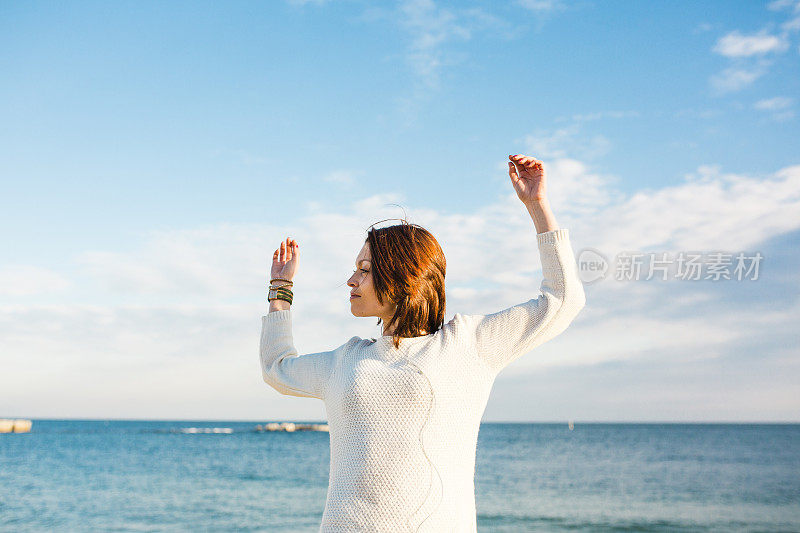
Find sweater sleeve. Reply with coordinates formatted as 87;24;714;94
259;309;359;400
458;228;586;375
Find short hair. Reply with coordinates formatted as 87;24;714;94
364;218;446;349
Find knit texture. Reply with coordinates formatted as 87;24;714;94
259;228;585;532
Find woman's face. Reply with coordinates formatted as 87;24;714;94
347;242;394;321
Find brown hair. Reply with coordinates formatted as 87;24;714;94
365;218;446;349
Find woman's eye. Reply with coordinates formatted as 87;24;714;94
360;269;369;273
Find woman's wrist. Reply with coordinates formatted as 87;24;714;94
524;197;558;234
268;277;293;312
524;196;549;208
269;299;291;312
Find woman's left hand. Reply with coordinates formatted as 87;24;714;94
508;154;547;204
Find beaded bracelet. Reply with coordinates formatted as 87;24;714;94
268;278;294;304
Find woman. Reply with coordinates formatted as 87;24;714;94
260;154;586;532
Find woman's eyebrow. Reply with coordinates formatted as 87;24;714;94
356;259;371;267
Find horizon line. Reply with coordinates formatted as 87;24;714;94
6;417;799;425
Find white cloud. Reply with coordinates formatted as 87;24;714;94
707;1;800;96
515;0;567;12
388;1;520;124
709;60;772;94
0;265;72;296
397;0;472;92
707;2;800;96
783;16;800;32
520;123;613;161
575;163;800;254
754;96;796;121
767;0;800;12
75;223;273;300
712;30;790;57
754;96;794;110
0;302;308;420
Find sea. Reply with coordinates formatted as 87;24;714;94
1;420;798;532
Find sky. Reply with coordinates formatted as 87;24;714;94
1;0;798;422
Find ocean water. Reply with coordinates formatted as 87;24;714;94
1;421;798;532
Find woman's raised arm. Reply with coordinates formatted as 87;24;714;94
457;155;586;374
261;237;359;399
459;227;585;375
260;310;359;399
269;237;298;314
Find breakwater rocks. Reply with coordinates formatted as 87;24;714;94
255;422;329;432
0;419;32;433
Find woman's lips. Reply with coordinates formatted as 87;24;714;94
350;295;360;300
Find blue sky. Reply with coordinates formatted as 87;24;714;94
1;0;798;422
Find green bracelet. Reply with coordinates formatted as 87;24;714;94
268;286;293;303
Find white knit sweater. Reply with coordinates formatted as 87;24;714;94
259;228;585;532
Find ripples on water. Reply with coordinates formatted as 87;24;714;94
1;421;798;532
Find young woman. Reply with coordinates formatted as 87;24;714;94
260;154;586;532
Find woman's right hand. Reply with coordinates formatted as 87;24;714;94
271;237;299;281
508;154;547;205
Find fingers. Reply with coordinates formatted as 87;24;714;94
508;161;519;181
509;154;543;169
276;237;299;262
513;155;539;167
281;238;291;262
